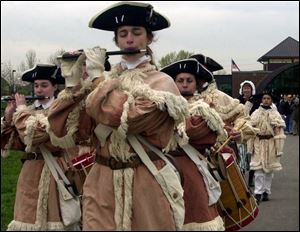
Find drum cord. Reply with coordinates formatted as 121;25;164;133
220;161;258;228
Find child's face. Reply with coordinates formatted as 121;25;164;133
262;94;272;106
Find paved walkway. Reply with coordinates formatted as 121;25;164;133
240;134;299;231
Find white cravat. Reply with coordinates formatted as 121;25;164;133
120;55;151;70
34;96;55;109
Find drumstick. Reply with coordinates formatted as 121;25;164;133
213;121;247;155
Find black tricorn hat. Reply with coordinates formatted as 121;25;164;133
21;64;65;84
259;89;280;103
89;1;170;31
190;54;223;72
160;58;214;82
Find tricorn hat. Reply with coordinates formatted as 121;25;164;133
21;64;65;84
89;1;170;31
160;58;214;83
189;54;223;72
259;89;280;103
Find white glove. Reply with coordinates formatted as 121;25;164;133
59;53;86;87
84;46;106;80
274;136;285;157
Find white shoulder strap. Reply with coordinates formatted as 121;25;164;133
127;135;158;175
39;144;75;200
175;134;222;205
94;123;114;147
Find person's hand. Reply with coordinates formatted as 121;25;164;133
14;93;26;107
4;96;16;122
59;52;86;87
84;46;106;80
224;125;241;140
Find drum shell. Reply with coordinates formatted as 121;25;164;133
217;152;259;231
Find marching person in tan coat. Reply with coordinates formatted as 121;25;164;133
161;58;226;230
0;64;79;230
47;50;108;197
162;55;260;230
188;54;258;161
248;91;286;203
82;2;190;230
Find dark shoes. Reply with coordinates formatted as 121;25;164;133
262;192;269;201
255;194;261;204
248;170;255;187
255;192;269;204
248;179;254;187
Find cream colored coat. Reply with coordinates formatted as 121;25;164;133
192;82;258;142
248;106;286;173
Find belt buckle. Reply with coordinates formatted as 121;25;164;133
128;155;140;167
32;152;38;160
108;157;120;169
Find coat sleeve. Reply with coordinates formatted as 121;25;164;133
12;105;60;153
86;78;178;149
185;116;217;151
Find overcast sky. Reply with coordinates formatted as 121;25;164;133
1;1;299;73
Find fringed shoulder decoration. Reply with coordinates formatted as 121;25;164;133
56;89;73;101
269;109;286;128
199;82;244;121
116;67;189;152
188;99;227;142
23;113;48;153
12;104;35;124
47;100;85;149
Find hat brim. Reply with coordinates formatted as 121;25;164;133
21;64;65;84
161;58;214;82
160;59;199;79
190;54;223;72
89;2;170;31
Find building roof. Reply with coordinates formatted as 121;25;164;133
258;36;299;62
256;62;299;94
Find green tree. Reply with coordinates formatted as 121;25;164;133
158;50;194;69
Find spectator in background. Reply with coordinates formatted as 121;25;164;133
238;80;261;115
291;97;299;136
237;80;261;187
278;94;293;134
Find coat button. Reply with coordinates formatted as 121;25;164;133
173;193;178;199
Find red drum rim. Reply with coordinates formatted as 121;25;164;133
221;152;235;166
69;153;96;170
225;206;259;231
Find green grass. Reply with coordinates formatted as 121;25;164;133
1;150;23;231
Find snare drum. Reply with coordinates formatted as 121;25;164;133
66;152;96;196
217;152;259;231
68;152;96;176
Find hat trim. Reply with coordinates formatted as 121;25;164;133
89;1;170;31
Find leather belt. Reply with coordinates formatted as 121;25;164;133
21;151;62;163
96;152;161;170
257;134;273;140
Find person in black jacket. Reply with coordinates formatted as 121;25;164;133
238;80;261;115
238;80;260;187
